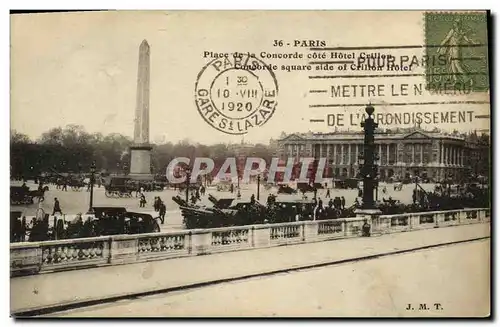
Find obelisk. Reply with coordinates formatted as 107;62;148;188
129;39;153;180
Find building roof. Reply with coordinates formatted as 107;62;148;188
278;127;483;143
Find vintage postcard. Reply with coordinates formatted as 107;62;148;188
10;10;490;317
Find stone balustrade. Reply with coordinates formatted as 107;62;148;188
10;208;490;276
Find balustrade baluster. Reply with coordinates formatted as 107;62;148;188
158;237;166;250
150;238;158;251
61;246;68;261
54;247;62;263
95;244;103;257
164;237;171;249
66;247;74;261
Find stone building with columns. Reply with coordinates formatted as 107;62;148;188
276;128;489;182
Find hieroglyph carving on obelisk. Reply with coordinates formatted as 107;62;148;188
134;39;150;144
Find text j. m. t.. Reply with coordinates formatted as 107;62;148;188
406;303;443;311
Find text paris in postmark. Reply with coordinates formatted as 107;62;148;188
425;11;489;92
195;53;279;135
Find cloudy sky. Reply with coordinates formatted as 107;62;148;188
11;11;490;144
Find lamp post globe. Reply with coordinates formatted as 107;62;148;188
365;103;375;116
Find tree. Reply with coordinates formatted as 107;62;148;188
11;125;279;178
10;130;31;144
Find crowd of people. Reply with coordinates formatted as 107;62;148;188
11;176;490;242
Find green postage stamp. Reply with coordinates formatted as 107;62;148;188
425;11;489;92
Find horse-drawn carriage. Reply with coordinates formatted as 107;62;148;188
297;182;323;193
10;185;48;205
333;178;360;189
104;176;134;198
277;184;297;194
50;171;86;191
89;207;161;235
67;177;86;191
10;186;34;205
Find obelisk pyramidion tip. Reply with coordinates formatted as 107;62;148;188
141;39;149;48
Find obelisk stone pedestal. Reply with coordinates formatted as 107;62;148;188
129;145;153;180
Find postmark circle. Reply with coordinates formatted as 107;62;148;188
195;53;279;135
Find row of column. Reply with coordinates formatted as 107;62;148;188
293;142;465;167
314;143;465;167
439;143;464;166
316;143;397;165
408;143;426;165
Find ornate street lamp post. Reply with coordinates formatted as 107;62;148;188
355;104;382;237
87;161;96;214
236;167;242;199
359;104;379;209
185;167;191;203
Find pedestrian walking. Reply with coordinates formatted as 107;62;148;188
159;201;166;224
52;197;62;215
191;193;197;204
38;197;44;210
139;193;147;208
153;197;160;211
354;198;360;207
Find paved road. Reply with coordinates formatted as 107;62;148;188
48;239;490;317
12;180;434;229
